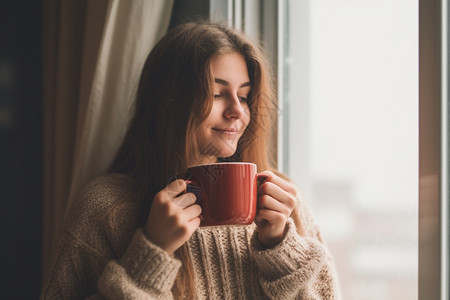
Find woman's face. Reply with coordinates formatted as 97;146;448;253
196;52;251;163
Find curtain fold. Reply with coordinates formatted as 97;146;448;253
43;0;174;272
68;0;174;212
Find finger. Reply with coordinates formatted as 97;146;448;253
255;208;287;224
165;179;187;198
258;170;297;196
260;182;288;202
172;192;196;208
180;204;202;222
258;195;291;216
178;216;201;239
187;216;201;230
259;182;296;210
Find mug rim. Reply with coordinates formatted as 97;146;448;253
187;162;257;169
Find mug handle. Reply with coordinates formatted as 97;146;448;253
186;176;202;203
168;172;201;202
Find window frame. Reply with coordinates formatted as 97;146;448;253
418;0;449;299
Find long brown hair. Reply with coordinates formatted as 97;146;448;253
109;22;280;299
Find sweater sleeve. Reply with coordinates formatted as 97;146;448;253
40;229;181;300
40;175;181;300
250;220;340;300
96;229;181;299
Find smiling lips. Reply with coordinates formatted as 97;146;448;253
213;127;239;134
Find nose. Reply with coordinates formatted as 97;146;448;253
224;94;246;119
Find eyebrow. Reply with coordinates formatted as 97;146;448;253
215;78;252;88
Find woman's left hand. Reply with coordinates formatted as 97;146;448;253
255;170;298;248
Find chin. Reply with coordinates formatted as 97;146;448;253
219;153;236;159
217;149;236;158
200;138;239;158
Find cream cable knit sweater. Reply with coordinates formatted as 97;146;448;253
41;174;340;299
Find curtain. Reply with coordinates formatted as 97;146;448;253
42;0;174;272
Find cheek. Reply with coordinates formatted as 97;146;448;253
242;106;251;128
194;121;208;143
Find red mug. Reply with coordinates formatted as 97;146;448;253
186;162;267;226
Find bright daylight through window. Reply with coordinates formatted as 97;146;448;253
280;0;418;299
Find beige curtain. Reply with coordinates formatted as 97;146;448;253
42;0;174;272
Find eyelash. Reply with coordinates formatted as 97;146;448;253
214;94;248;102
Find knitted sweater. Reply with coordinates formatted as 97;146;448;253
41;174;340;299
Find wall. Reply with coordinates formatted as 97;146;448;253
0;0;43;298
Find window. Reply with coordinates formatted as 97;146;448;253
280;1;418;298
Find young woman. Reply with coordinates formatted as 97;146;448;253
41;22;340;299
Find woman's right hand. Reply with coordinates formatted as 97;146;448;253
144;179;202;255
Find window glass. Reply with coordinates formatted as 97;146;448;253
281;1;418;298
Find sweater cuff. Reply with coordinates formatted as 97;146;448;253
120;228;181;293
251;219;326;279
